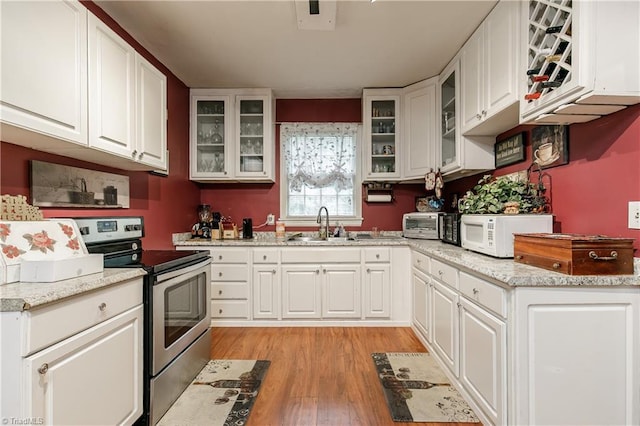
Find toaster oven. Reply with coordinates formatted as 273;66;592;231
402;212;442;239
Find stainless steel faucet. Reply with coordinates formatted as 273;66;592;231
316;206;329;239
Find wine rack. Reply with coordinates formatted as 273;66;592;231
525;0;573;102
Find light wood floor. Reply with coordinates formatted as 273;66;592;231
210;327;481;426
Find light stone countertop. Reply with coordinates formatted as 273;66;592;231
175;232;640;288
0;268;147;312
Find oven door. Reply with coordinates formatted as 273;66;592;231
152;259;210;376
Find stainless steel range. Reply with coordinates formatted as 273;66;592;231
74;217;211;425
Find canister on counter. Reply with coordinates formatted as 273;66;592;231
275;219;286;239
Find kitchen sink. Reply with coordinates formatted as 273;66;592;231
287;234;355;243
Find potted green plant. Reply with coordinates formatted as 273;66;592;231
458;173;548;214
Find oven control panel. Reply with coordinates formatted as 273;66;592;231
73;216;144;245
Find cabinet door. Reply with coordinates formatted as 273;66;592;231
136;54;167;170
0;0;88;145
364;263;391;318
236;95;273;180
412;270;430;340
363;91;401;180
88;13;136;157
24;306;143;425
460;28;484;134
459;297;506;426
438;60;459;173
322;265;361;318
252;266;280;319
403;80;437;179
431;279;459;376
191;95;232;179
281;265;322;319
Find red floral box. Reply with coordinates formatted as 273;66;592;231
0;219;102;284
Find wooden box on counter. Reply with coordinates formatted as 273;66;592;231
514;233;635;275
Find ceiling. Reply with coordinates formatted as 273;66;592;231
95;0;499;98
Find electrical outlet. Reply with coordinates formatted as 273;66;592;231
629;201;640;229
267;214;275;225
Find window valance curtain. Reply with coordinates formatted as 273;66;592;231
280;122;359;192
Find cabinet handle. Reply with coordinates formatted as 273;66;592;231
263;255;267;260
438;270;443;276
38;363;49;375
218;290;223;295
476;113;482;120
323;269;327;274
218;255;223;260
457;302;462;308
219;309;223;314
131;150;138;158
515;255;523;260
315;270;320;274
272;270;276;274
376;254;380;259
218;272;223;277
472;288;479;295
98;302;107;311
138;152;144;160
552;262;561;269
367;268;371;273
589;250;618;261
482;110;487;116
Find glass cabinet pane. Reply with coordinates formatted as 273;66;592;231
440;72;456;168
196;100;225;173
370;99;396;174
239;99;265;174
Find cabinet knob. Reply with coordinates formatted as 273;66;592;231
98;302;107;312
218;272;223;277
263;255;267;260
218;255;223;260
219;309;223;314
515;255;523;260
315;270;320;275
272;269;276;274
552;262;561;269
38;363;49;375
438;270;444;276
476;113;482;120
482;110;487;116
416;259;421;264
218;290;223;295
224;171;228;175
472;288;479;295
323;269;327;274
131;150;138;158
376;254;380;259
367;268;371;273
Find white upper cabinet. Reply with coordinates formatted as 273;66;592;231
190;89;274;182
89;14;167;171
461;0;520;136
362;89;402;181
0;0;88;146
520;0;640;124
402;78;438;180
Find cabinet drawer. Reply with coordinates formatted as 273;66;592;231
459;272;506;318
253;248;279;264
25;278;143;356
211;283;249;299
412;251;430;273
211;300;249;318
431;258;458;289
209;248;249;264
364;247;390;263
281;248;360;263
211;264;248;281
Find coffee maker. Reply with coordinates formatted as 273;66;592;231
191;204;213;239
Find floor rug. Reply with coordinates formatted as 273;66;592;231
372;352;479;423
157;359;270;426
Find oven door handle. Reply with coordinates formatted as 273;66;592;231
155;258;211;284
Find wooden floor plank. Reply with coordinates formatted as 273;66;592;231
210;326;481;426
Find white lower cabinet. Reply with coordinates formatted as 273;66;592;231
209;247;250;319
459;296;506;426
252;248;280;319
322;265;361;318
281;265;322;319
412;269;430;340
431;278;459;377
363;247;391;318
0;278;143;425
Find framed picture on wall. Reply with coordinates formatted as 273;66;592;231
495;132;526;168
531;125;569;169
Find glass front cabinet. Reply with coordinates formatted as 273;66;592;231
438;61;459;174
190;89;274;182
362;89;401;181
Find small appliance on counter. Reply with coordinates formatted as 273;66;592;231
460;214;553;258
402;212;442;240
439;213;462;246
242;218;253;239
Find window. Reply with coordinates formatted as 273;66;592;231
280;123;362;227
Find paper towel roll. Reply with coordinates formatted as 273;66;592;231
366;194;392;202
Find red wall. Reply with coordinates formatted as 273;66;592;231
444;104;640;253
0;1;200;249
199;99;425;232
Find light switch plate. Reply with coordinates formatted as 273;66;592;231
629;201;640;229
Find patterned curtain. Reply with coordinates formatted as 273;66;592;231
280;122;359;192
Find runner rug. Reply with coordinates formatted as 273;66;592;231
157;359;270;426
371;352;479;423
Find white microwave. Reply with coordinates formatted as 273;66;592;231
402;212;442;239
460;214;553;258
